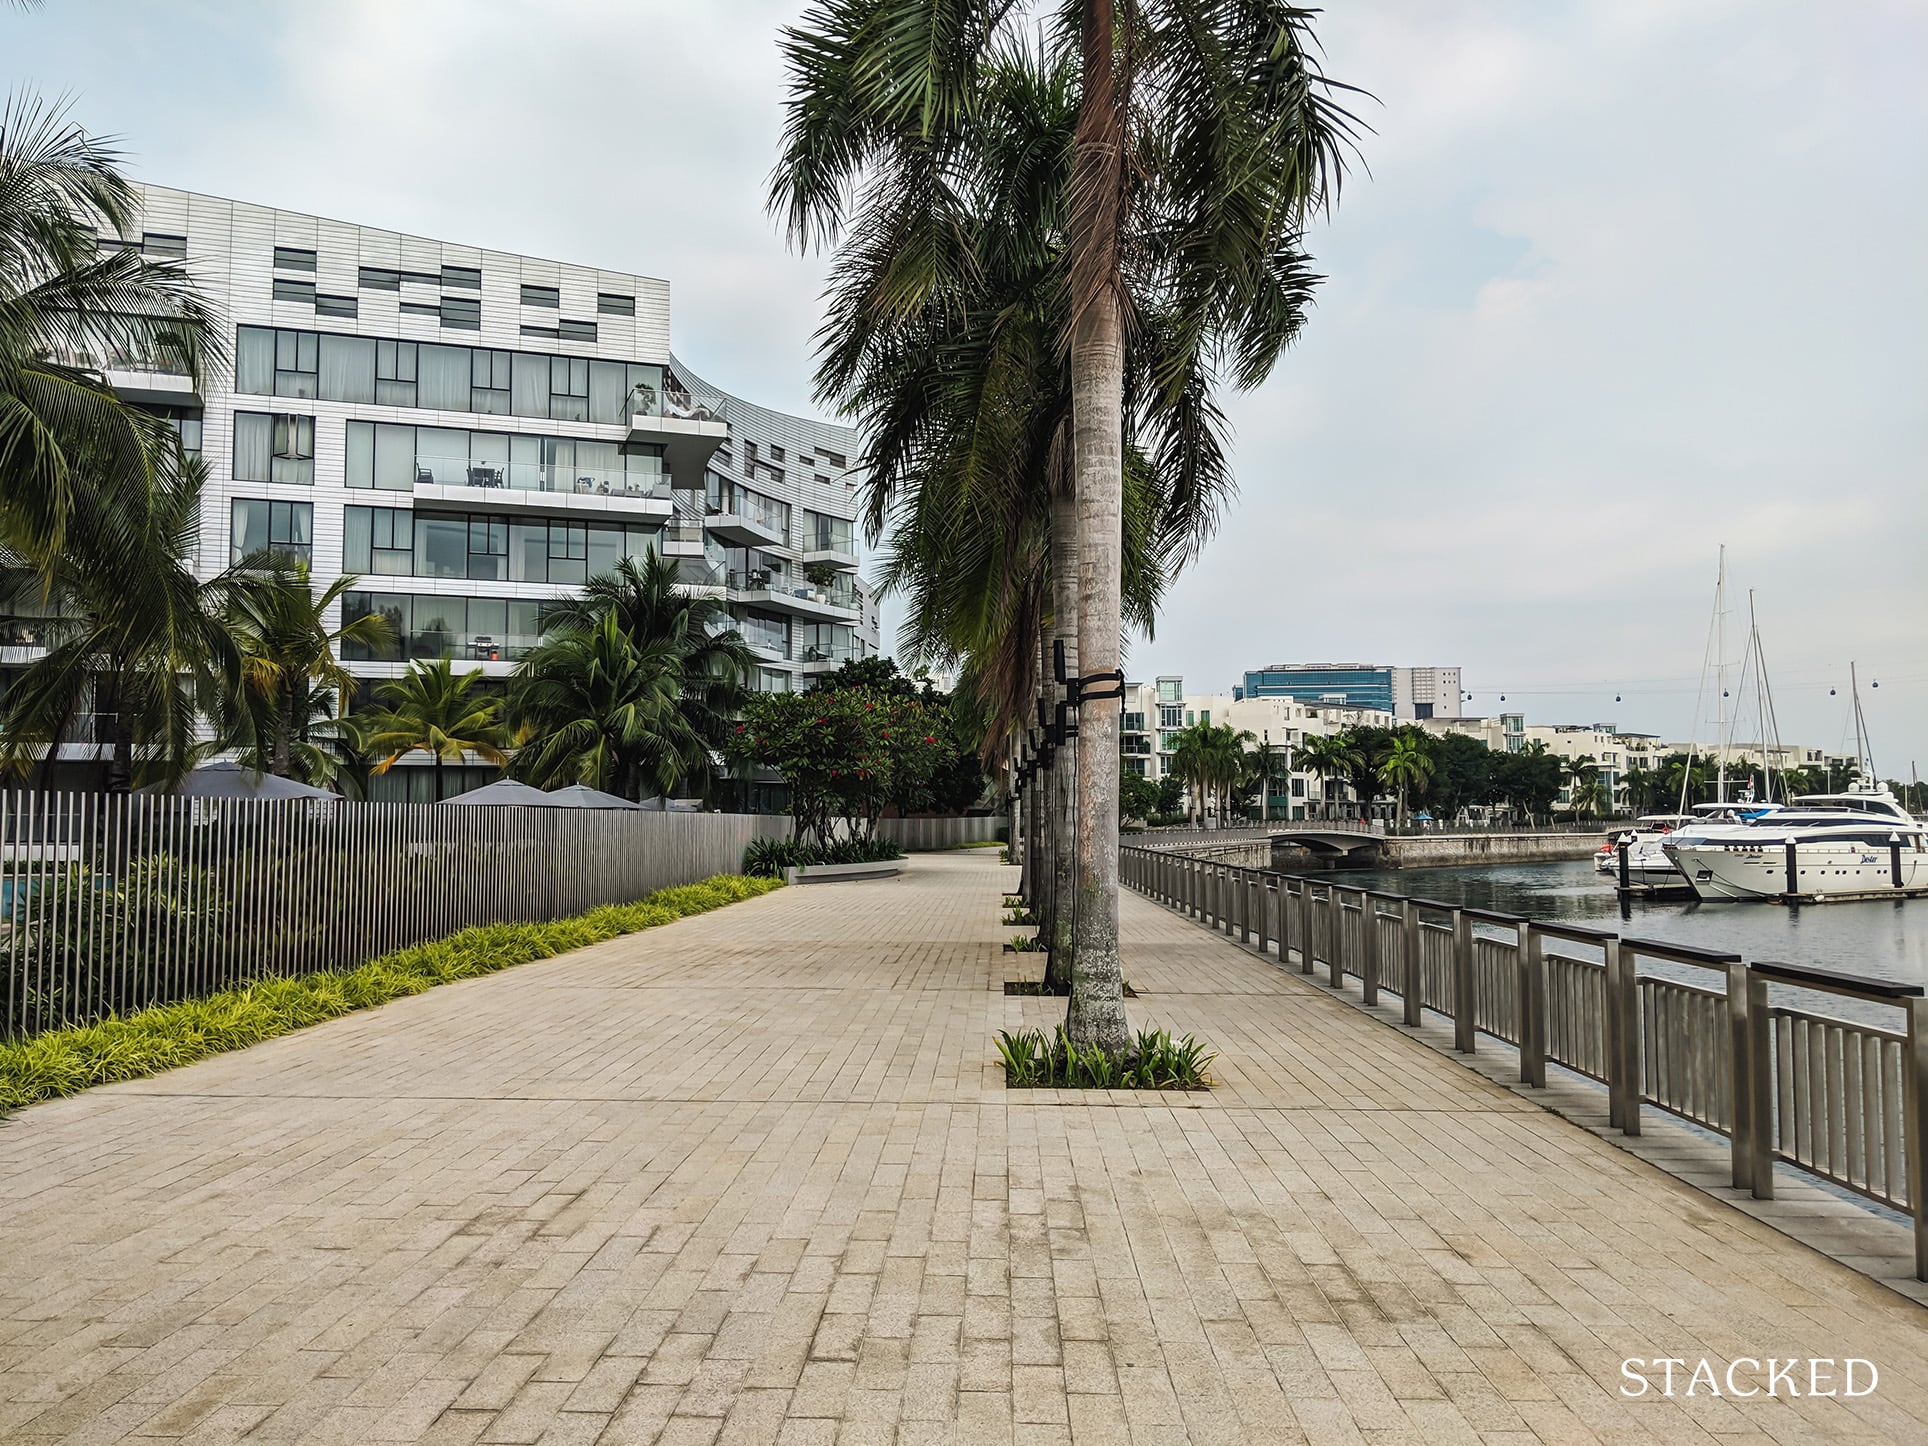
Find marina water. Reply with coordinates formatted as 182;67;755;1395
1342;857;1925;989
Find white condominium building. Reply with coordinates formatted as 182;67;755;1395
16;185;876;795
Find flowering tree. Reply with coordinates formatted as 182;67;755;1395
725;685;947;846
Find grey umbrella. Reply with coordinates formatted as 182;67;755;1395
542;783;644;809
143;761;336;801
440;778;557;806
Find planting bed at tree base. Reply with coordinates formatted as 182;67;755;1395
0;874;781;1114
1003;980;1139;998
784;859;903;885
995;1027;1213;1091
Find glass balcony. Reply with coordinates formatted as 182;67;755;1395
412;448;669;499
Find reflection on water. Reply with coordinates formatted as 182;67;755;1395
1340;857;1926;989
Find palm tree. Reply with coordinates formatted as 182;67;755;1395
1562;754;1599;815
1296;732;1364;823
1244;738;1291;823
1376;734;1436;829
773;15;1353;1046
0;95;219;571
362;659;508;801
537;550;753;765
510;612;715;804
221;561;393;780
0;452;246;792
1569;778;1608;820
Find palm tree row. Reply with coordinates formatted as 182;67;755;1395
772;3;1357;1046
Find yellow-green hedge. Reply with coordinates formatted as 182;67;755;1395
0;874;782;1113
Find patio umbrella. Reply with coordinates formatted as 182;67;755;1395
142;761;336;801
542;783;643;809
440;778;557;806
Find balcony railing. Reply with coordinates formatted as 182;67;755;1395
413;451;669;499
636;387;725;423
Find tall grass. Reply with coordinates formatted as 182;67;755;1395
0;874;782;1114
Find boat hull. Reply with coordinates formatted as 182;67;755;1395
1665;839;1928;900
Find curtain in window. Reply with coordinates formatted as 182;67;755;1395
418;344;470;410
235;327;274;395
230;500;268;560
343;507;372;572
319;335;375;403
512;353;548;417
589;361;629;424
374;423;416;491
232;413;273;482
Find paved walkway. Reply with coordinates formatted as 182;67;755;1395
2;851;1926;1444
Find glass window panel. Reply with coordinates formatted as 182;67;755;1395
275;330;297;369
414;514;468;578
415;426;469;486
346;419;373;488
343;506;373;573
466;600;507;660
318;334;375;403
586;525;624;578
506;600;543;658
589;361;629;423
509;521;548;582
508;433;541;490
511;352;548;416
417;343;470;410
577;439;619;493
628;364;663;414
232;412;273;482
236;326;274;394
283;502;312;546
230;499;268;560
373;422;416;491
297;333;318;371
597;293;635;316
468;431;510;489
411;604;458;659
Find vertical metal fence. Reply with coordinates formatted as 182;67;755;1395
2;792;788;1041
1118;842;1928;1282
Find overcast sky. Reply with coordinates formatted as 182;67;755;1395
10;1;1925;772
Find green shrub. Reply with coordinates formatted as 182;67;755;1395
993;1027;1215;1090
741;836;905;877
0;873;783;1115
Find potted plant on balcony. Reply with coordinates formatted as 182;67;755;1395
804;562;838;603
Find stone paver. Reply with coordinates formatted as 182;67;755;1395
1;850;1925;1443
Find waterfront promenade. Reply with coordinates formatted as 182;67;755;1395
2;852;1926;1443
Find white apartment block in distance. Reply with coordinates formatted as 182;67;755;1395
16;184;876;798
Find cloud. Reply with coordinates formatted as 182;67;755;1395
8;1;1925;765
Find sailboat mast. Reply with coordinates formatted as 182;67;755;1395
1715;547;1728;804
1849;661;1876;784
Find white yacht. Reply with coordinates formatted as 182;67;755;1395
1664;786;1926;900
1594;815;1692;879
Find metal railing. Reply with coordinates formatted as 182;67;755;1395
1120;843;1928;1280
2;792;789;1042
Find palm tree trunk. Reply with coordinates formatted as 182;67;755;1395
1034;626;1055;939
273;685;296;777
1045;485;1079;991
433;754;444;802
1065;273;1128;1050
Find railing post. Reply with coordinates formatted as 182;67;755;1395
1361;895;1380;1006
1452;908;1476;1053
1262;879;1278;956
1327;889;1343;989
1726;959;1753;1192
1401;900;1422;1026
1604;939;1640;1135
1298;883;1315;976
1908;997;1928;1281
1746;967;1775;1200
1519;923;1546;1088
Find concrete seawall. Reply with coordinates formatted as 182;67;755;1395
1383;832;1602;868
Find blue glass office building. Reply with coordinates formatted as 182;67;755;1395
1242;665;1396;712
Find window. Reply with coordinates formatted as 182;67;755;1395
547;520;588;584
231;499;312;565
519;325;559;340
466;516;508;581
240;323;665;422
414;512;469;579
558;319;596;343
159;408;202;456
441;296;481;330
141;233;187;259
441;265;481;290
343;507;414;576
520;284;559;308
376;339;416;406
549;356;588;422
315;293;358;319
359;267;401;290
272;278;316;304
399;301;441;318
769;445;785;463
346;420;418;490
823;450;846;468
1159;706;1181;728
399;269;440;287
236;327;321;400
273;246;317;272
597;292;635;316
232;412;314;484
343;592;548;663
